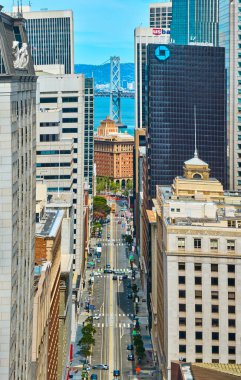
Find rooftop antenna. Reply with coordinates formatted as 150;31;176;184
194;105;198;158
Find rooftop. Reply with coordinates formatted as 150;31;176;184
36;209;64;237
191;363;241;377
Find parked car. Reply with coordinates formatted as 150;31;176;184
90;375;98;380
127;344;134;350
127;354;135;361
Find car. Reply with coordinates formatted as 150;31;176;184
106;264;111;269
118;220;121;224
90;375;98;380
127;293;132;299
113;369;120;376
83;365;91;371
92;364;109;370
127;344;134;350
93;314;100;320
112;275;118;280
127;354;135;361
104;269;113;274
97;259;101;263
115;213;118;217
97;243;102;247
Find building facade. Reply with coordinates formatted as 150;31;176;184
147;43;227;201
94;117;134;186
13;6;74;74
154;157;241;380
171;0;219;45
36;72;85;274
219;1;240;191
149;2;172;29
84;78;94;195
0;9;37;380
35;209;64;380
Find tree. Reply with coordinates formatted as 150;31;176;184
125;235;133;245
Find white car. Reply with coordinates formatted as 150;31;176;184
93;314;100;320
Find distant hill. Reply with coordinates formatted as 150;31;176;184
74;63;134;85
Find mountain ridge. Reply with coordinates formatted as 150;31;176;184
74;63;134;85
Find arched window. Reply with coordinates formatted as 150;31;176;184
193;173;202;179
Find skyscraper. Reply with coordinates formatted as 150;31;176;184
84;78;94;195
0;9;37;379
149;2;172;29
171;0;219;46
13;6;74;74
219;1;239;191
147;44;227;201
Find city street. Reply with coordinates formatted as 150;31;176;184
71;200;160;380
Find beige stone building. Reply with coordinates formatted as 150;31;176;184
153;154;241;380
94;117;134;187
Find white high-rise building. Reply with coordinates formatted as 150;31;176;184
36;68;85;274
149;2;172;29
153;156;241;379
12;6;74;74
0;8;37;380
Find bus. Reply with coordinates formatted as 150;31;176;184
111;203;116;213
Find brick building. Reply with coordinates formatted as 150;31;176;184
94;117;134;187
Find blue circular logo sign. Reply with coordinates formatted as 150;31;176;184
155;46;170;61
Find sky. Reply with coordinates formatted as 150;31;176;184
1;0;166;65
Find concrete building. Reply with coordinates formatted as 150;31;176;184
171;0;219;46
94;117;134;187
32;262;51;380
149;2;172;29
219;1;240;191
154;155;241;379
36;71;86;274
35;209;64;380
0;8;37;380
171;361;241;380
12;6;74;74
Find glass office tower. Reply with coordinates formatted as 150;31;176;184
171;0;219;46
147;44;227;200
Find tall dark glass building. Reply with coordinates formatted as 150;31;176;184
84;78;94;195
171;0;219;46
147;44;227;200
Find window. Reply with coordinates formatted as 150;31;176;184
195;277;202;285
179;318;186;326
212;346;219;354
228;220;236;228
211;277;218;286
62;107;78;113
195;290;202;299
229;333;236;341
194;263;202;271
196;331;202;340
228;306;235;314
195;345;202;353
210;239;218;250
179;304;186;312
62;118;78;123
179;290;186;298
62;128;78;133
195;304;202;313
212;305;219;313
229;347;236;355
179;345;186;353
179;276;185;284
178;262;185;270
62;97;78;103
211;264;218;272
179;331;186;339
228;278;235;287
212;332;219;340
178;238;185;249
211;291;219;300
228;292;235;300
228;265;235;273
195;318;202;326
212;319;219;327
229;319;236;327
40;97;57;103
194;238;201;249
227;240;235;251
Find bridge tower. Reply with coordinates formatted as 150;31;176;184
110;56;122;124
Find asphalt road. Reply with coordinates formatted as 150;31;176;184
89;200;135;380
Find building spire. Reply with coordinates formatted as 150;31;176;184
194;105;198;158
